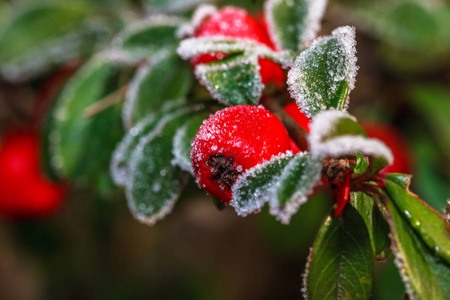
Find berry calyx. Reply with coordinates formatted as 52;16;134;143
191;105;292;203
193;7;285;88
362;123;411;174
0;129;67;218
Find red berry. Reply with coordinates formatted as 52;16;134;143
283;103;311;132
362;124;411;174
191;105;292;203
0;130;67;218
193;7;285;88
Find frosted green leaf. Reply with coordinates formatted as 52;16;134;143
172;113;209;174
50;55;123;181
230;152;295;217
126;108;198;225
122;52;192;128
268;152;323;224
264;0;328;51
309;110;393;173
195;54;263;106
386;192;450;300
0;2;109;82
108;15;183;64
303;205;374;300
143;0;214;14
287;26;358;117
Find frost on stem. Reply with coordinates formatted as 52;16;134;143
264;0;328;51
287;26;358;118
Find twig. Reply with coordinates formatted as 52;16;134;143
82;85;128;118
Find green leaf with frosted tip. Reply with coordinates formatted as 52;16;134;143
287;26;358;117
304;205;374;300
126;108;202;225
385;179;450;265
264;0;328;51
195;54;263;106
0;2;110;82
269;153;323;224
122;52;192;128
230;153;296;217
50;56;123;181
386;195;450;300
172;113;209;174
108;16;183;64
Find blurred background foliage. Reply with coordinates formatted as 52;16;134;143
0;0;448;299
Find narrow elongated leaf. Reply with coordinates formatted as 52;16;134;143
269;153;323;224
108;16;183;64
122;52;192;128
385;179;450;264
230;152;295;217
195;54;263;106
50;56;123;181
308;110;393;173
172;112;209;174
386;196;450;300
287;26;358;117
126;108;201;225
0;3;109;82
264;0;328;51
350;192;391;260
144;0;214;14
304;205;374;300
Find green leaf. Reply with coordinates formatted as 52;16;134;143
172;112;209;174
354;152;369;174
40;99;62;182
287;26;358;117
269;153;323;224
126;108;199;225
264;0;327;51
230;153;295;217
122;52;193;128
386;196;450;300
195;54;263;106
50;56;123;181
143;0;214;14
385;179;450;265
350;192;391;260
110;100;195;186
304;205;374;300
0;2;109;82
309;110;393;174
108;16;183;64
384;173;412;189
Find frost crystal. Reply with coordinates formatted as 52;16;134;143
177;4;217;38
265;0;328;51
287;26;358;117
308;109;357;147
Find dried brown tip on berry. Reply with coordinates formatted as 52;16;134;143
206;154;241;188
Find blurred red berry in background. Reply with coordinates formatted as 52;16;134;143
0;129;67;218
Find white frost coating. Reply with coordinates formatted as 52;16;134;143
264;0;328;51
287;26;358;118
268;153;323;224
194;55;264;105
177;4;217;38
308;109;357;147
172;123;194;174
230;152;294;217
301;246;314;299
311;136;394;165
110;115;157;186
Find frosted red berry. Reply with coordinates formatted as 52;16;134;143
0;130;67;218
362;124;411;174
193;7;284;88
191;105;292;203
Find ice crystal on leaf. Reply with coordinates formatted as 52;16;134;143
265;0;328;51
177;4;217;38
287;26;358;118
